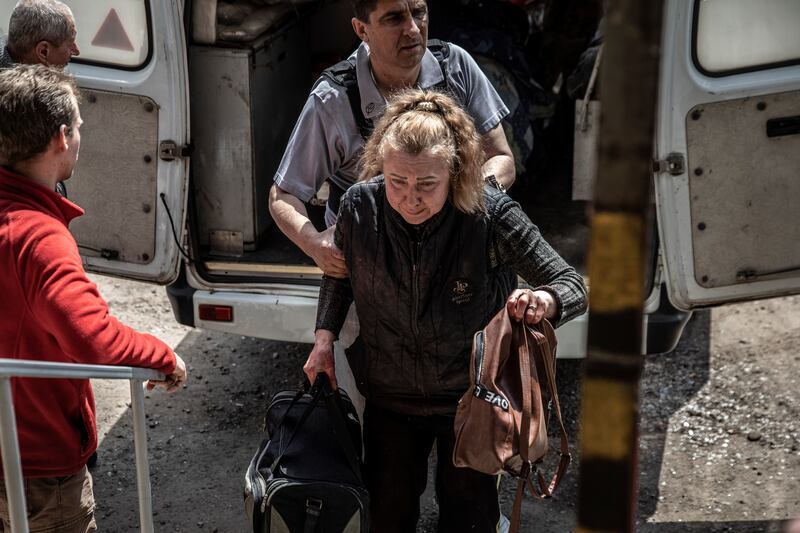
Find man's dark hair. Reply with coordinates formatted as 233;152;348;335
7;0;75;57
351;0;380;22
0;64;79;165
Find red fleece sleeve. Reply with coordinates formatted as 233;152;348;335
17;219;177;374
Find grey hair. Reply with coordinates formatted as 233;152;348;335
7;0;75;56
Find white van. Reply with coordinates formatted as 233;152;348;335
2;0;797;357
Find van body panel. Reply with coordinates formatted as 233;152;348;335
193;290;319;344
41;0;779;354
655;0;800;310
189;27;310;252
171;270;686;356
64;0;190;284
185;284;591;358
68;89;161;266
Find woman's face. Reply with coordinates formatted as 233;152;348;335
383;148;451;225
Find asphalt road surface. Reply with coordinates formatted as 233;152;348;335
87;275;799;532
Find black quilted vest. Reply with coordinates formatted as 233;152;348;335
338;178;516;416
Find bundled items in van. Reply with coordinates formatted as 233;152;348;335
215;1;292;43
430;0;556;183
453;308;570;533
244;374;369;533
193;0;320;44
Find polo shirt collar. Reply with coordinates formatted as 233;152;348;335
355;42;445;121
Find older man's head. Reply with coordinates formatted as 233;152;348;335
6;0;80;67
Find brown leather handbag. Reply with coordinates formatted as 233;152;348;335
453;307;570;533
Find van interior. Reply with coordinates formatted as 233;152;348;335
184;0;603;285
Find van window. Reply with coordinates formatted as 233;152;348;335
0;0;149;69
694;0;800;75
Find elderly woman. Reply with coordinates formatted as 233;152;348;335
304;89;587;533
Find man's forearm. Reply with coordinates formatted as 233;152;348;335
483;154;516;190
481;124;516;190
269;184;318;254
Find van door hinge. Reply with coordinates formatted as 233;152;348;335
652;153;685;176
159;141;192;161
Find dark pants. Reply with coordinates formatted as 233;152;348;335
364;404;500;533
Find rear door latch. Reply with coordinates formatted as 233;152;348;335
159;141;192;161
652;153;685;176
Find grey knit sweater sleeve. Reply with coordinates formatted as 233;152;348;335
315;275;352;335
315;200;353;335
491;194;588;327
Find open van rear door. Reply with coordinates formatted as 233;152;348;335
654;0;800;311
0;0;190;284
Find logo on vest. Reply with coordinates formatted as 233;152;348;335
366;102;376;114
474;384;509;412
451;278;473;305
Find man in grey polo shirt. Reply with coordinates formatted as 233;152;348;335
269;0;515;278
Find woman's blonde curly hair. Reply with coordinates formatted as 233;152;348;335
359;89;485;214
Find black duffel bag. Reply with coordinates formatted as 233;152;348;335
244;374;369;533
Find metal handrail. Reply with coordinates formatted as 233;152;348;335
0;359;165;533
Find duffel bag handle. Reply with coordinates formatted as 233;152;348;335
269;385;324;472
314;373;365;484
270;374;364;484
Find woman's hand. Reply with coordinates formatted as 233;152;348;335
303;330;338;389
506;289;557;325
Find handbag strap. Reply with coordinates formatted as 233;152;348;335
509;321;534;533
578;44;604;131
509;320;572;532
526;323;571;499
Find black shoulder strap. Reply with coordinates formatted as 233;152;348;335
321;58;368;218
427;38;450;59
321;58;373;140
427;39;450;62
427;39;451;93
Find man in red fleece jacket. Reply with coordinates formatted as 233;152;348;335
0;65;187;532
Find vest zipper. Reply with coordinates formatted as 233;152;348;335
411;240;427;408
411;241;421;340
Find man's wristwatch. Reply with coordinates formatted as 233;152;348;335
485;174;506;193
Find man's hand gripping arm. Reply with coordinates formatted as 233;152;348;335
269;184;347;278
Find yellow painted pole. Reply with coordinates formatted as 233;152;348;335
576;1;665;531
